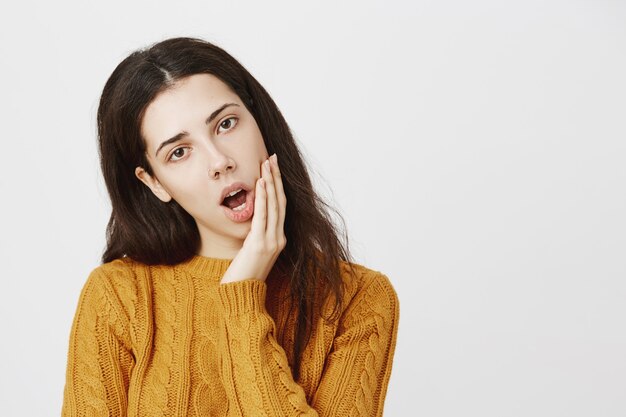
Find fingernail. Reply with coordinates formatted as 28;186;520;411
264;159;270;169
271;153;278;165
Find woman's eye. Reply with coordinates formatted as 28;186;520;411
166;117;237;163
168;147;189;162
217;116;238;134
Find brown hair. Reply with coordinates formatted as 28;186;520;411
96;36;356;381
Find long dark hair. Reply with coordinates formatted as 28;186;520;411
96;36;357;381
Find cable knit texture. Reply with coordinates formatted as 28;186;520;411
61;255;400;416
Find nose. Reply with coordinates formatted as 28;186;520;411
208;150;236;180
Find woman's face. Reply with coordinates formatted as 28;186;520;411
135;73;269;258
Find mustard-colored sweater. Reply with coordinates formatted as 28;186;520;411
61;254;399;416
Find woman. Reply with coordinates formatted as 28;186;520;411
61;36;399;417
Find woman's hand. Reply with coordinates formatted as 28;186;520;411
220;153;287;284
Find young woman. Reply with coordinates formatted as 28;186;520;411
61;36;399;417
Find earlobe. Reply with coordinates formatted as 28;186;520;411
134;166;173;203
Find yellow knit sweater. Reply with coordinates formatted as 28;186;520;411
61;254;399;416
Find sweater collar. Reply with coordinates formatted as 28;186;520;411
176;254;234;280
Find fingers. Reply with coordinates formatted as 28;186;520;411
250;176;266;240
250;153;287;252
263;158;278;240
270;154;287;244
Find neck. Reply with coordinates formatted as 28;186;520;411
197;227;245;259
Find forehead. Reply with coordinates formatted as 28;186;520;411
141;73;241;146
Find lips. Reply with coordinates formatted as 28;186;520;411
219;181;253;205
221;188;255;222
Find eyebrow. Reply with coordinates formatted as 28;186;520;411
154;102;240;157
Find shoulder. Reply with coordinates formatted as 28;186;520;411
89;256;142;291
91;256;144;277
337;260;400;322
84;256;148;323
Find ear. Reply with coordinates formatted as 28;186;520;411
135;166;173;203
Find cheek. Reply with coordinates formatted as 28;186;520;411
161;174;208;208
243;123;267;156
252;138;269;162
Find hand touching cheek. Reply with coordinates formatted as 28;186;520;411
220;153;287;284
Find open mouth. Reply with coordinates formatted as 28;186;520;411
221;188;249;212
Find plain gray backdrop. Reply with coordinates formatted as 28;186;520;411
0;0;625;416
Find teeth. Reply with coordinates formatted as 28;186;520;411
226;188;243;197
232;202;246;212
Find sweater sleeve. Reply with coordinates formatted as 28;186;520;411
61;269;135;417
215;272;400;417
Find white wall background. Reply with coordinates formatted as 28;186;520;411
1;0;624;416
